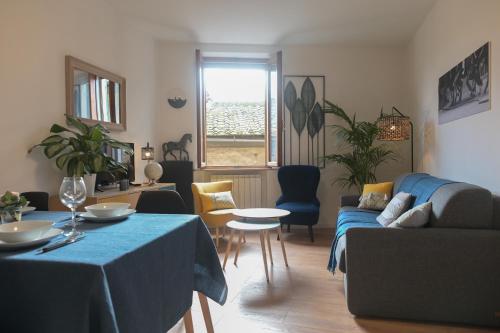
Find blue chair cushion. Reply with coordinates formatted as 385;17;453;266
276;202;320;214
277;202;320;226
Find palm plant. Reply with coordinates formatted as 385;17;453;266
323;100;396;193
29;116;133;177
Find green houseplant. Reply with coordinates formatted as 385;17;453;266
0;191;28;223
323;101;396;194
29;116;133;194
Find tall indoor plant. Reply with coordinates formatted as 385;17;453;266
323;101;396;194
29;116;133;195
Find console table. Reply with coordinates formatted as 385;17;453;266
49;182;176;211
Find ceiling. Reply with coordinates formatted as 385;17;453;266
106;0;436;46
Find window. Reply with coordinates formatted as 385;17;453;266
196;52;282;168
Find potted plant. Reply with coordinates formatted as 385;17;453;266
29;116;133;195
323;100;396;194
0;191;27;223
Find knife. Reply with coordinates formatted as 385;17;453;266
37;234;86;254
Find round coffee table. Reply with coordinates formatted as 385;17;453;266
233;208;290;220
223;208;290;283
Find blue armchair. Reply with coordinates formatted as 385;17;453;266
276;165;320;242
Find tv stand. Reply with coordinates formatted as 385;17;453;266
49;182;176;211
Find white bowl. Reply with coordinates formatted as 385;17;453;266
85;202;130;218
0;221;53;243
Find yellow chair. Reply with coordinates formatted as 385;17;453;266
192;181;236;247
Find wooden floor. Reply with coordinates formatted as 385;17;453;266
169;229;499;333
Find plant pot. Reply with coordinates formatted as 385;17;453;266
83;173;97;196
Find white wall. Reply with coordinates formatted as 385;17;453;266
0;1;413;225
0;0;157;194
155;42;411;226
408;0;500;192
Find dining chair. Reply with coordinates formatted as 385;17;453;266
192;180;237;248
135;189;214;333
20;191;49;211
276;165;320;242
136;190;187;214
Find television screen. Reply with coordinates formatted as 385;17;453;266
98;142;135;185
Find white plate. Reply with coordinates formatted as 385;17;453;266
0;220;53;243
85;202;130;218
19;206;36;214
0;228;63;251
81;209;136;222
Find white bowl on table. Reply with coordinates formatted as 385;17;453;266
85;203;130;218
0;221;53;243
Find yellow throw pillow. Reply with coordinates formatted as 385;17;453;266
200;191;236;213
362;182;394;198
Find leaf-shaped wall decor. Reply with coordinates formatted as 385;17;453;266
284;81;297;112
307;102;324;138
301;77;316;113
292;98;307;135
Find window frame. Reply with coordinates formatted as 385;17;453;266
196;52;282;169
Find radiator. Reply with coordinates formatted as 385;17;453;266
210;174;262;208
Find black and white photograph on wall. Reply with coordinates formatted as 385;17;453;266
438;42;490;124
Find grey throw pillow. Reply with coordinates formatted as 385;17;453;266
377;192;412;226
388;202;432;228
358;192;389;211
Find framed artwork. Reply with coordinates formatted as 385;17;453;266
438;42;490;124
283;75;325;167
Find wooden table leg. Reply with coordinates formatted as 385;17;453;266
276;228;289;267
234;230;243;266
183;308;194;333
266;230;273;265
198;292;214;333
259;231;270;283
215;227;220;248
222;229;234;270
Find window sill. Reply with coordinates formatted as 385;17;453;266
197;166;279;172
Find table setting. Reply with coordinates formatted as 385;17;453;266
0;176;227;333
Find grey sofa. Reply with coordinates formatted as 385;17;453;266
336;173;500;327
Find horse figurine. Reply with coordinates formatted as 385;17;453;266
162;133;192;161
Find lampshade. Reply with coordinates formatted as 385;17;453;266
377;113;411;141
141;142;154;160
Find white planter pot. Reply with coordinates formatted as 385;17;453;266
83;173;97;196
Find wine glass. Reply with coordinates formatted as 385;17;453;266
59;177;87;238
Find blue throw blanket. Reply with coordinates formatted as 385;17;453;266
397;173;456;207
327;210;382;272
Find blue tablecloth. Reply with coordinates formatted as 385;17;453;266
0;212;227;333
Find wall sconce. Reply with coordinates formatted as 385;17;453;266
167;97;187;109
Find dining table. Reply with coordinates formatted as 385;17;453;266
0;211;227;333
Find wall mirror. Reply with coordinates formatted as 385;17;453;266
66;56;126;131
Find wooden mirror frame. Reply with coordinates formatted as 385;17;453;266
65;55;127;131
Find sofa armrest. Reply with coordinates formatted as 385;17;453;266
345;227;500;327
340;195;359;207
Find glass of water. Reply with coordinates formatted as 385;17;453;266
59;177;87;238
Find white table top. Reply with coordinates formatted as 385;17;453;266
226;220;280;231
233;208;290;219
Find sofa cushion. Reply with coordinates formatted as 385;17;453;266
429;182;492;229
377;192;412;226
388;202;432;228
358;192;389;211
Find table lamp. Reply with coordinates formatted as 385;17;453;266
141;142;163;184
376;107;414;172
